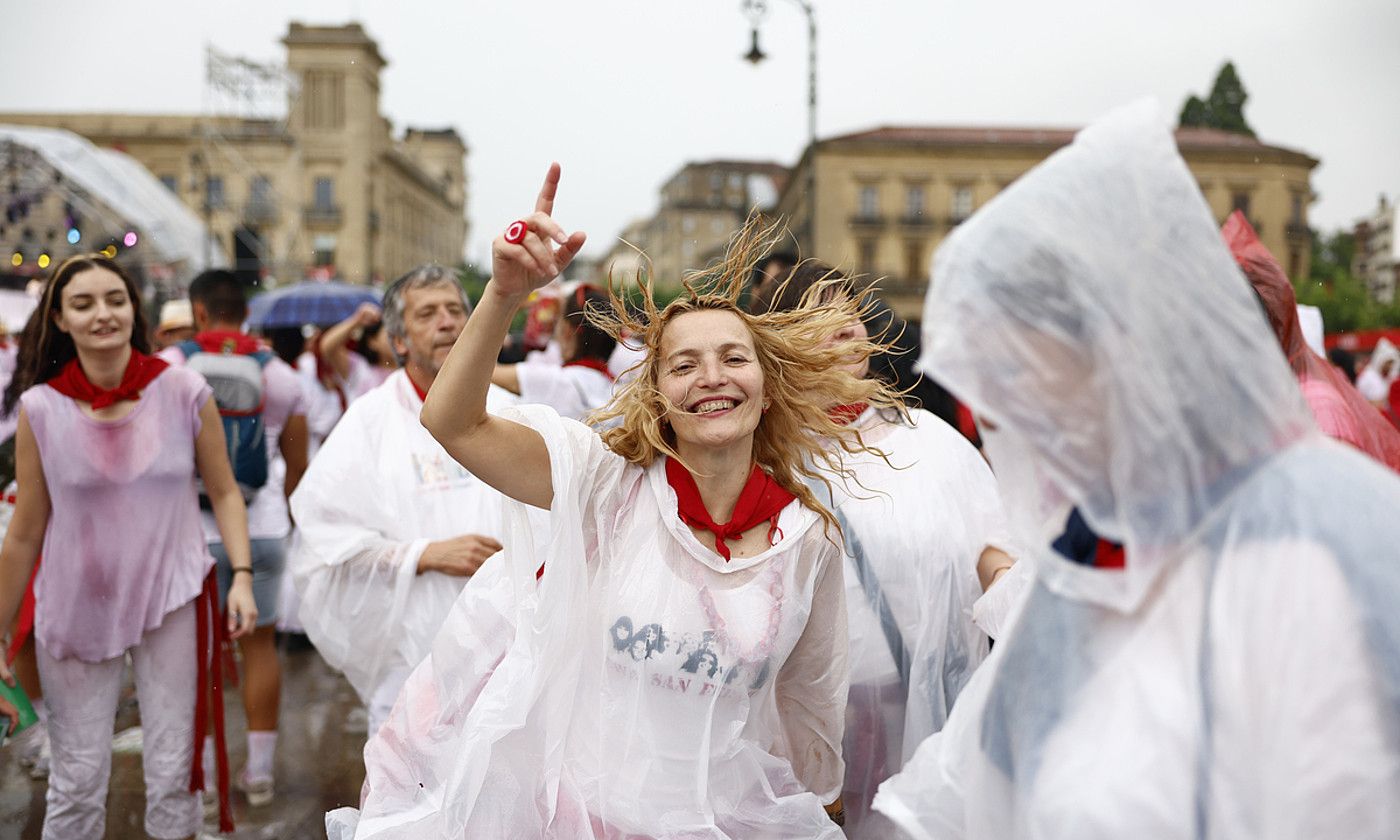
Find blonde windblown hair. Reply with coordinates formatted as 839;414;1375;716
589;218;906;537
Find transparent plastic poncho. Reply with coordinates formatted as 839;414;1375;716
873;101;1400;840
1222;211;1400;472
328;404;849;839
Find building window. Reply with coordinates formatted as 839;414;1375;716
904;240;925;281
857;238;878;275
159;174;178;193
729;173;743;189
682;216;696;235
858;185;880;220
951;186;974;223
711;218;726;234
905;185;925;219
1288;248;1302;279
249;175;273;207
205;176;225;209
304;70;346;129
1290;191;1305;226
314;177;335;210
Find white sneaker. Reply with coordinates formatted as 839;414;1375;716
236;767;274;807
13;721;46;768
28;738;50;779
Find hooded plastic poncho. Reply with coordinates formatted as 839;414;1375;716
872;101;1400;840
1222;211;1400;472
1356;337;1400;405
327;404;850;839
813;406;1008;836
288;371;518;733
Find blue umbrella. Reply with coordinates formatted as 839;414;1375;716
246;281;382;329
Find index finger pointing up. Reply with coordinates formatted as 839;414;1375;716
535;162;562;215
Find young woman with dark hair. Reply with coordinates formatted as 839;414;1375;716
0;254;256;838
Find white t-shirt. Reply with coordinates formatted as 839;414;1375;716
161;341;307;540
515;362;614;421
295;351;349;460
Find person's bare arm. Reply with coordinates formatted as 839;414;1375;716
491;364;522;395
0;411;50;688
977;545;1016;592
420;163;585;510
193;398;258;638
279;413;309;500
417;534;503;576
319;303;382;381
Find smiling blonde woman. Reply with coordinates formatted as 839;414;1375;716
326;165;902;840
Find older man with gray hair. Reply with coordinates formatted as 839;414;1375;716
289;265;519;736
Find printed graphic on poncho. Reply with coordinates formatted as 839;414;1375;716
410;451;474;490
608;616;772;695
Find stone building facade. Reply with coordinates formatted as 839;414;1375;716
1354;194;1398;304
601;160;788;286
0;23;467;286
770;125;1319;318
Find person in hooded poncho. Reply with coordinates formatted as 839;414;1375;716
1222;211;1400;472
754;260;1017;835
1355;337;1399;407
871;101;1400;840
325;166;907;839
289;265;518;738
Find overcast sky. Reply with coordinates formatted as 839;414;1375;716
3;0;1396;263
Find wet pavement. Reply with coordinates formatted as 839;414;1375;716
0;638;367;839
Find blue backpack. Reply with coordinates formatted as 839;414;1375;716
179;339;273;505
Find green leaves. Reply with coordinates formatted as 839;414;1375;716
1178;61;1256;138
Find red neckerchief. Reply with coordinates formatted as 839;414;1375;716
193;329;262;356
46;350;169;409
1094;540;1126;569
827;402;869;426
665;457;795;562
191;570;235;832
408;374;430;403
564;357;615;381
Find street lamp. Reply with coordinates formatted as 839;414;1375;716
740;0;816;147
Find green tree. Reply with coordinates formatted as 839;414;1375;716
1179;61;1256;137
1295;229;1400;332
1178;95;1211;129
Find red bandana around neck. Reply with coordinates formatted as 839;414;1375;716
564;357;615;381
665;457;796;562
46;350;169;409
407;374;430;403
194;329;262;356
827;402;870;426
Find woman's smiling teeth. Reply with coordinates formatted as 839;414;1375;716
692;398;738;415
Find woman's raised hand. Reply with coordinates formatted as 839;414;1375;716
491;163;587;298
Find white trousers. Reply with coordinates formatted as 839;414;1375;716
37;600;202;840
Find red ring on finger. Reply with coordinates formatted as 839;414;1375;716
504;220;529;245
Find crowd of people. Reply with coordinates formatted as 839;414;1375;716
0;100;1397;840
